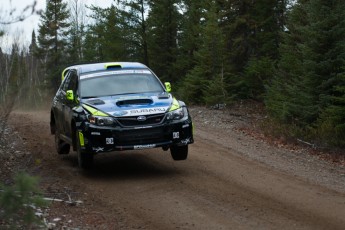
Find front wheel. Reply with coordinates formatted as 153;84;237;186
76;131;93;169
55;129;70;155
170;145;188;161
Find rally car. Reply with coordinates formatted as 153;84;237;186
50;62;194;169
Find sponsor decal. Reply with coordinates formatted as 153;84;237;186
92;147;104;153
111;107;169;117
106;138;114;145
182;124;190;128
91;132;101;136
129;107;167;115
134;126;152;129
81;70;152;79
137;116;147;121
180;138;191;145
173;132;180;139
113;110;128;117
134;144;156;150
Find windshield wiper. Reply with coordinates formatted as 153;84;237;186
81;96;97;99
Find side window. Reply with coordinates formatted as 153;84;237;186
61;71;72;92
68;72;78;93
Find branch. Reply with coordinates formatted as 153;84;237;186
0;0;42;25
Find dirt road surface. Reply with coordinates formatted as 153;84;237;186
7;107;345;229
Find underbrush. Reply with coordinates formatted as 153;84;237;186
257;114;345;165
0;173;48;229
259;117;306;145
0;98;49;229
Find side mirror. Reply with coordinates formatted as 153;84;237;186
66;90;74;101
165;82;171;93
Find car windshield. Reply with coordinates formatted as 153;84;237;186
79;72;164;98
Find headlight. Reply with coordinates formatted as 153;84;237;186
88;115;115;126
166;107;188;121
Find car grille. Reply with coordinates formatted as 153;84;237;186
115;126;169;145
116;114;165;127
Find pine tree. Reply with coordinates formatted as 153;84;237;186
29;31;38;56
179;1;229;105
318;73;345;147
219;0;287;100
8;43;20;94
315;0;345;146
83;5;127;62
119;0;150;65
146;0;181;82
265;0;319;125
37;0;70;90
266;0;345;146
28;31;44;107
174;0;206;79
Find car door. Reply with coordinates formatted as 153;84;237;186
53;71;72;136
62;70;79;141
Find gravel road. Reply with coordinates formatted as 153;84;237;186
5;106;345;229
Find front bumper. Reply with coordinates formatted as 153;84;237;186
78;119;194;153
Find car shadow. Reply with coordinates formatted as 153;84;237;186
60;150;185;181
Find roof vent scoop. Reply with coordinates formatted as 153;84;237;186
105;63;122;70
116;99;153;106
87;99;105;105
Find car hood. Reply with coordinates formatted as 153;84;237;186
81;92;173;117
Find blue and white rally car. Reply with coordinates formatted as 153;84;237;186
50;62;194;169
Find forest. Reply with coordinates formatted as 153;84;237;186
0;0;344;148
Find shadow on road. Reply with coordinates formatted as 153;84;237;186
59;151;185;181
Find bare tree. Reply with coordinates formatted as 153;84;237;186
0;0;40;25
68;0;88;61
0;1;42;138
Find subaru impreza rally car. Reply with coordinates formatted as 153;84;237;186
50;62;194;169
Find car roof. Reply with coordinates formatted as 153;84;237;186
71;62;148;74
61;62;149;81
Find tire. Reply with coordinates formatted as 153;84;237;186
170;145;188;161
55;129;70;155
76;131;93;169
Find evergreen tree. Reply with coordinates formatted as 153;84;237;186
179;1;229;105
317;73;345;147
37;0;70;90
83;30;101;62
119;0;150;65
83;5;127;62
315;0;345;146
219;0;287;100
146;0;181;82
28;30;44;107
174;0;206;80
8;43;20;94
29;30;38;56
266;0;345;146
265;0;319;125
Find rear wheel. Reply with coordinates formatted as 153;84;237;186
55;129;70;155
170;145;188;161
76;131;93;169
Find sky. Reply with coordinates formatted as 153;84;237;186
0;0;115;51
